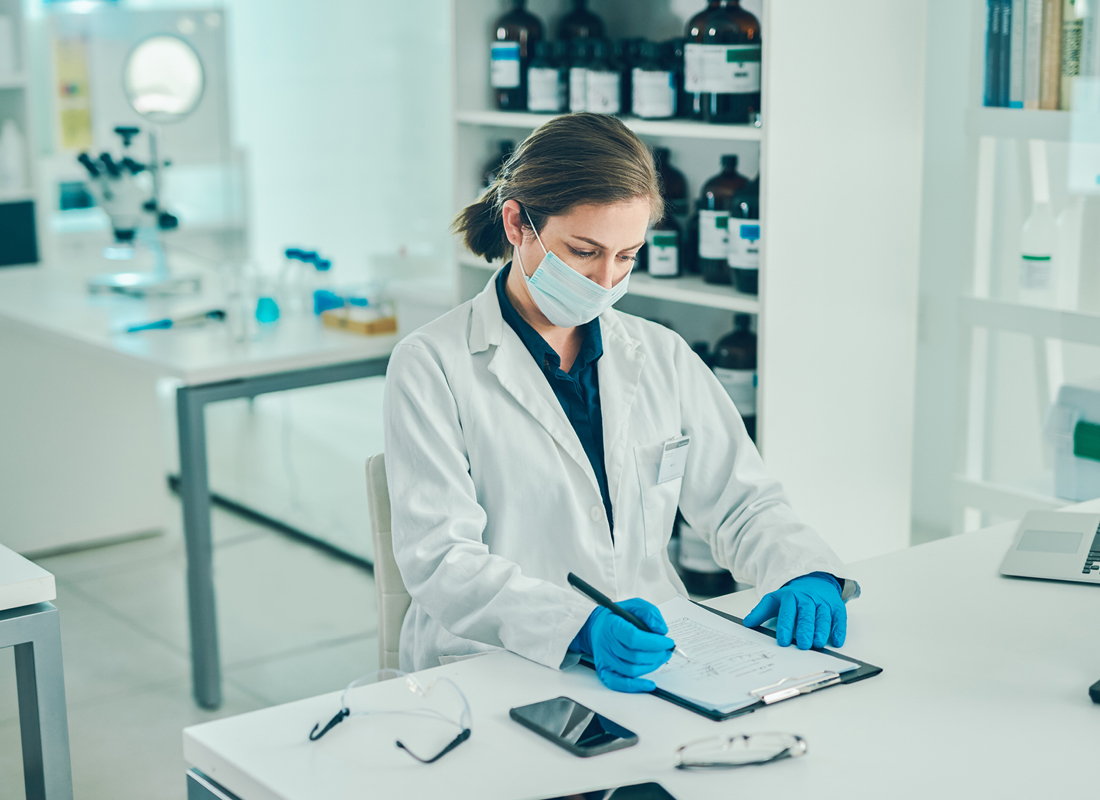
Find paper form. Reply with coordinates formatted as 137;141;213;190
646;596;858;714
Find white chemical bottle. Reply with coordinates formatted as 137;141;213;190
0;119;27;193
1019;201;1057;307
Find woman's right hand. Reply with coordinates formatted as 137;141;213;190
574;599;675;693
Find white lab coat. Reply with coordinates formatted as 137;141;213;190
383;270;856;673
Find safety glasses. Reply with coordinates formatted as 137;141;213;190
308;669;473;764
674;732;807;769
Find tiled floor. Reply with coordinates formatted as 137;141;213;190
0;499;379;800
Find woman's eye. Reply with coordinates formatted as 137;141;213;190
620;254;638;263
570;248;596;259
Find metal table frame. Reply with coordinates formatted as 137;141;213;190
177;357;389;709
0;602;73;800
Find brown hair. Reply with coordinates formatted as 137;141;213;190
453;113;664;263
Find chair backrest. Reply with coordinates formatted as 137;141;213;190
366;453;411;671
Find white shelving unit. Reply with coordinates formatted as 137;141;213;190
952;0;1100;532
449;0;928;562
0;0;38;266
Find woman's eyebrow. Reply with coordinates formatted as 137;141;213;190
571;235;646;251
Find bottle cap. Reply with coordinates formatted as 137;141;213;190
285;248;303;260
315;259;332;271
721;155;739;170
652;146;670;165
734;313;752;329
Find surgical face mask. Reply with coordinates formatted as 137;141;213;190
512;208;631;328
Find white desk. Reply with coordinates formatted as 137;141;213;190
0;544;72;800
0;264;398;709
184;507;1100;800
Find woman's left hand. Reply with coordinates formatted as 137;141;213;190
743;573;846;650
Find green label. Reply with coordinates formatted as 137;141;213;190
1074;420;1100;462
726;45;762;63
651;234;677;247
1021;254;1052;261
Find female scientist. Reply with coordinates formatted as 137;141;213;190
383;113;859;692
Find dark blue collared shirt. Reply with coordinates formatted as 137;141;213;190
496;264;614;534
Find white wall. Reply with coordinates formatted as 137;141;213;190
760;0;929;563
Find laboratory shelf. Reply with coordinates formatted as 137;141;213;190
0;74;27;90
455;109;764;141
965;107;1073;142
458;254;761;313
959;296;1100;347
952;475;1069;523
0;189;34;204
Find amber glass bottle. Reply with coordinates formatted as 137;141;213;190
491;0;544;111
557;0;605;41
712;313;757;441
727;176;760;294
481;140;514;195
697;154;747;284
684;0;761;123
653;147;688;220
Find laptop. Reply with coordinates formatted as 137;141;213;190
1000;510;1100;584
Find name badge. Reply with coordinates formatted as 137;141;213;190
657;435;691;485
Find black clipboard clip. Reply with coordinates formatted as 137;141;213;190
749;671;842;705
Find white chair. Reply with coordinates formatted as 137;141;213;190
366;453;411;671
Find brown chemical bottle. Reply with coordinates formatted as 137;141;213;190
712;313;757;441
491;0;544;111
727;175;760;294
697;154;747;284
653;147;689;220
557;0;605;40
480;140;514;196
684;0;762;124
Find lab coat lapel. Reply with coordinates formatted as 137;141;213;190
469;272;602;496
597;310;645;521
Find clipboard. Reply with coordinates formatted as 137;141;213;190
581;601;882;721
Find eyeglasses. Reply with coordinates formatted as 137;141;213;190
674;733;807;769
308;669;473;764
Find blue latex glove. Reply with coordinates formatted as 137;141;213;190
571;599;676;693
743;573;846;650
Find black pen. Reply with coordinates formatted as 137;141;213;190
567;572;691;662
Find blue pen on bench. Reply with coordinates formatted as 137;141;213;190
125;309;226;333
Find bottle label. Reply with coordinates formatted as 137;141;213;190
698;210;729;260
1020;254;1052;289
727;218;761;269
684;44;762;94
569;67;588;111
527;67;564;111
646;229;679;276
490;42;521;88
631;69;676;118
713;367;757;415
586;70;621;114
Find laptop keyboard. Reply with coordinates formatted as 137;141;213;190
1083;525;1100;575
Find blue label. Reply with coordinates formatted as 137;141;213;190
739;224;760;241
491;42;521;61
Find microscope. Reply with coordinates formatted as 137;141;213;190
77;125;200;296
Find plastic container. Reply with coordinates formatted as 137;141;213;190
1044;382;1100;501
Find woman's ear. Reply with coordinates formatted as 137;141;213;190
501;200;524;248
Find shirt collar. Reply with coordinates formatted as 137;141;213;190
496;262;603;374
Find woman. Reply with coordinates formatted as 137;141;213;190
383;113;858;692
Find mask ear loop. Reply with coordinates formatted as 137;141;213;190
523;207;549;257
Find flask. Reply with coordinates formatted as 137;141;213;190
586;40;621;114
491;0;544;111
684;0;762;123
632;40;677;119
697;155;747;284
712;313;757;441
568;40;593;112
727;176;760;294
1019;201;1057;307
557;0;605;40
481;140;514;195
527;41;565;113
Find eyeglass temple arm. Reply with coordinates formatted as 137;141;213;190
309;708;350;742
396;728;472;764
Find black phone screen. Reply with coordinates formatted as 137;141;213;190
510;696;637;755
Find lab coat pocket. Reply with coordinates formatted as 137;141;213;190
634;442;683;557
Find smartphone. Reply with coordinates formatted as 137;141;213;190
510;696;638;757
